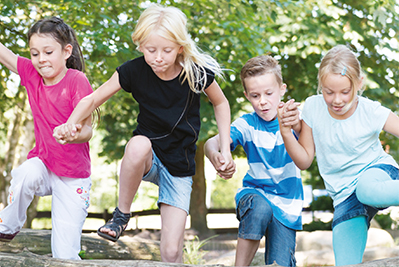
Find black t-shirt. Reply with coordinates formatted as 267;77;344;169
117;56;215;176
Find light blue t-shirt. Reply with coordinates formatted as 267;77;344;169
302;95;398;207
231;112;303;230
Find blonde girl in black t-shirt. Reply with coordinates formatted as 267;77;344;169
53;4;235;263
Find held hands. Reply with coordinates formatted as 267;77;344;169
208;151;236;180
53;123;83;144
277;99;301;132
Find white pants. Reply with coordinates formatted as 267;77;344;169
0;157;91;260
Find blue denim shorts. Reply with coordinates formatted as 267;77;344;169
236;193;296;266
332;164;399;229
143;151;193;214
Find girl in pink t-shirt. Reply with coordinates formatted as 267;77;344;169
0;17;94;260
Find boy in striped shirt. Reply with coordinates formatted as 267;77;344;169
205;55;303;267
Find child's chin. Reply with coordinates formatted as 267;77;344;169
258;113;276;122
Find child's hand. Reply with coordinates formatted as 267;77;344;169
208;151;236;180
53;123;82;144
278;99;300;128
217;151;236;180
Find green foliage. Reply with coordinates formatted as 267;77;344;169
210;157;248;208
183;235;217;265
303;220;332;232
374;213;394;230
302;159;325;189
1;0;399;216
310;196;333;212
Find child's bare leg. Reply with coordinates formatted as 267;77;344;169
159;204;187;263
100;135;152;237
118;135;153;212
235;238;260;266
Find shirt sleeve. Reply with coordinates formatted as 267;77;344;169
116;59;135;93
17;56;39;87
70;71;93;107
198;67;215;93
301;95;317;129
365;98;391;133
230;117;246;151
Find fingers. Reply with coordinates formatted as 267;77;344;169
279;99;300;127
216;153;236;179
218;162;236;179
53;123;82;144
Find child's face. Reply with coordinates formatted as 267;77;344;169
140;31;183;80
29;33;71;86
322;73;357;120
244;73;286;122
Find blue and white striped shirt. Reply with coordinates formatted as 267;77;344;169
231;112;303;230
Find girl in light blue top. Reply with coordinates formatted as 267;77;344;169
278;45;399;266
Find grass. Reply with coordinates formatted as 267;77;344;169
183;235;218;265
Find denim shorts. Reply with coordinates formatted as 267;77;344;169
236;193;296;266
332;164;399;229
143;151;193;214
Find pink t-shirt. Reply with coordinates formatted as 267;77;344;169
17;56;92;178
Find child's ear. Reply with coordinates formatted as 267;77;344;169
64;44;73;60
243;90;249;100
358;76;364;90
280;83;287;97
178;46;184;54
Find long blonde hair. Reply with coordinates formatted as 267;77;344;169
132;4;223;93
318;45;364;103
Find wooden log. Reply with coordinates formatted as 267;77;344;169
0;250;224;267
0;228;161;260
2;229;399;266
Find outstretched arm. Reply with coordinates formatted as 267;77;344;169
54;71;121;144
0;43;18;74
278;102;315;170
53;116;93;144
204;81;235;176
204;134;236;179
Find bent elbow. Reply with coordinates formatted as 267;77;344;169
294;159;313;171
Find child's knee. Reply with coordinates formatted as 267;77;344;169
356;168;391;205
160;243;183;262
238;194;273;232
356;178;372;204
125;136;152;160
11;159;47;190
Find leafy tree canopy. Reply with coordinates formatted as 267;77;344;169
0;0;398;189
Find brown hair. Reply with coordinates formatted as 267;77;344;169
28;16;85;72
240;55;283;92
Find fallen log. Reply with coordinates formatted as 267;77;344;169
2;229;399;266
0;250;224;267
0;228;161;260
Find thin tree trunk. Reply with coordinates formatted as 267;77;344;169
1;104;23;205
189;141;210;236
0;92;36;227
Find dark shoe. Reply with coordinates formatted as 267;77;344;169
97;207;130;242
0;231;19;242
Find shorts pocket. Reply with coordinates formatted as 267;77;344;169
236;194;254;221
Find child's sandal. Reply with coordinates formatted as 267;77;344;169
97;207;131;242
0;231;19;242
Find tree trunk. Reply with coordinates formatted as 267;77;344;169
1;104;23;206
189;141;211;236
0;92;36;227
